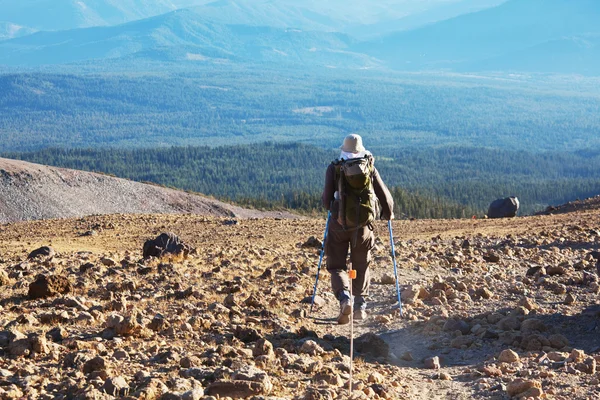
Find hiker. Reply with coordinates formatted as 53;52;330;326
322;134;394;324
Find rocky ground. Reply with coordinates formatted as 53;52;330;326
1;205;600;399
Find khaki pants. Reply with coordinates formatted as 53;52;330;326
326;219;374;304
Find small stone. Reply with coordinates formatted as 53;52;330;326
401;285;421;304
547;351;568;362
401;351;414;361
181;389;204;400
438;372;452;380
518;297;539;311
0;270;10;286
100;257;117;267
300;295;326;307
302;236;322;248
526;266;545;276
483;252;500;263
475;287;493;299
380;274;396;285
424;356;440;370
569;349;586;363
506;379;543;398
299;340;324;356
367;372;384;384
547;265;567;276
576;358;597;374
564;293;577;305
105;313;140;337
498;349;520;363
102;376;130;397
84;357;110;375
253;338;275;359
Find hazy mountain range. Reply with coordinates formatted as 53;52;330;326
0;0;495;32
0;0;599;74
359;0;600;72
0;0;210;31
0;10;376;68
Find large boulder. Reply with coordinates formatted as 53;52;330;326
142;232;192;259
487;197;520;219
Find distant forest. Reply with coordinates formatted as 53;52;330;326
1;70;600;153
5;143;600;218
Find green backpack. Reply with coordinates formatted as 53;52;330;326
334;155;378;230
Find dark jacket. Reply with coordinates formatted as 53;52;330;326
322;161;394;220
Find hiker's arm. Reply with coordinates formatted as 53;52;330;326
322;163;335;210
373;167;394;220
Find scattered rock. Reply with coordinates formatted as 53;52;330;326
253;338;275;359
506;379;543;398
301;236;322;248
355;333;389;358
380;274;396;285
498;349;520;363
424;356;440;370
143;232;192;259
483;252;500;263
83;356;110;375
28;246;55;259
299;340;324;356
300;295;326;307
102;376;130;397
400;285;421;304
28;274;72;299
564;293;577;305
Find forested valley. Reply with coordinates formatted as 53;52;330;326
1;69;599;152
6;143;600;218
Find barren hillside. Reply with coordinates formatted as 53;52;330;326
0;157;294;223
1;203;600;399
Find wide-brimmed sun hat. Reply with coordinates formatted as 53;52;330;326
340;134;365;153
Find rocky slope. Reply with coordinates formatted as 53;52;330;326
1;205;600;399
537;195;600;216
0;157;294;223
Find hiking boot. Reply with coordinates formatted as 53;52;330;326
354;296;367;321
337;298;352;325
353;309;367;321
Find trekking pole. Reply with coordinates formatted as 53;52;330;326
310;211;331;313
388;220;403;318
348;268;357;394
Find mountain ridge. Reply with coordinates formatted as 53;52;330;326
0;9;374;67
